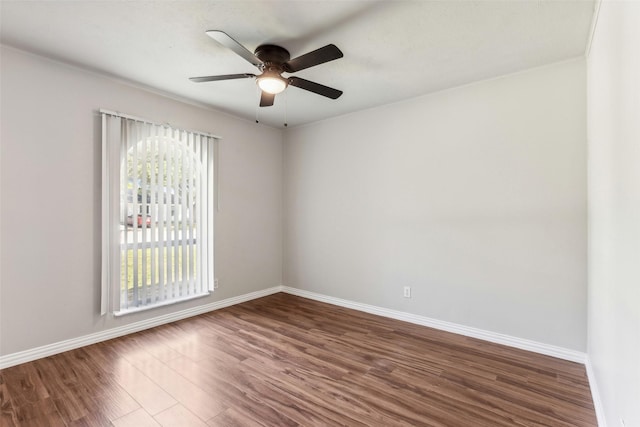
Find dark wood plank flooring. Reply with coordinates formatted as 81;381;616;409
0;293;597;426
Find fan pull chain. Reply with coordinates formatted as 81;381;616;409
255;87;260;124
284;91;288;128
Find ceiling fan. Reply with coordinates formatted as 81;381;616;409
190;31;344;107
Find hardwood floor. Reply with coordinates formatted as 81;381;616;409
0;293;597;426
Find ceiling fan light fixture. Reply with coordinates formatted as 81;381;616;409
257;74;288;94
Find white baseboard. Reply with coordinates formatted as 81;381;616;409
0;286;282;369
585;356;608;427
2;285;601;424
281;286;587;364
1;285;587;368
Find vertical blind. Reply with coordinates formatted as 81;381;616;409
101;111;218;315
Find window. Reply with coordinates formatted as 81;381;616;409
101;110;218;315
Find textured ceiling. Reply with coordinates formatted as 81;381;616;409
0;0;596;128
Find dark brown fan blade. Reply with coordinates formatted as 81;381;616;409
189;73;255;82
284;44;343;73
288;77;343;99
260;91;275;107
206;30;263;68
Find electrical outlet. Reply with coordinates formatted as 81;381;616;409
403;286;411;298
214;278;219;289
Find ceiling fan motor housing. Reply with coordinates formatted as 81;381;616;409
254;44;291;69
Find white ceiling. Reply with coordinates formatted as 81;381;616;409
0;0;595;128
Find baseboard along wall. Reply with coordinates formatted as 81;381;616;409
279;287;604;426
280;287;587;364
585;356;608;427
0;286;282;370
0;285;604;426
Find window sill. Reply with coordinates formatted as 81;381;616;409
113;292;211;317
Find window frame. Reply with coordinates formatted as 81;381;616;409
101;109;219;316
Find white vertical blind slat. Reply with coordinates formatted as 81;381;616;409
100;114;114;316
116;119;125;311
200;139;209;292
149;126;157;304
196;137;201;293
203;138;210;292
195;136;202;294
186;133;194;295
166;127;175;299
207;139;216;291
158;126;167;302
140;123;149;306
191;134;198;294
173;128;181;298
130;121;139;306
180;131;188;296
101;114;109;315
112;119;124;312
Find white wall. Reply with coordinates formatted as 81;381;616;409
0;46;283;356
284;59;587;351
587;1;640;426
